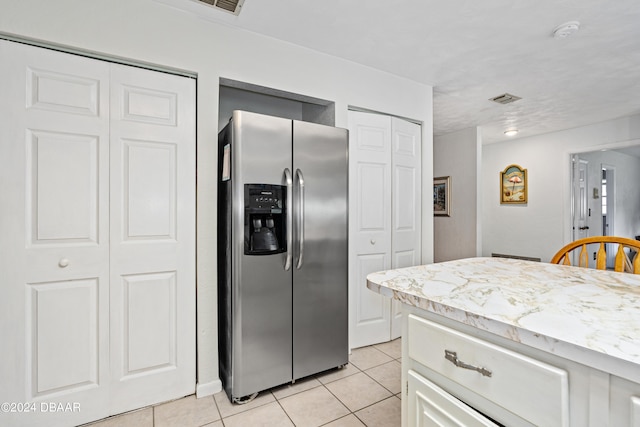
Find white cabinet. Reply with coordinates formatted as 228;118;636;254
408;370;498;426
610;376;640;427
633;397;640;427
402;308;640;427
407;314;569;426
348;110;421;348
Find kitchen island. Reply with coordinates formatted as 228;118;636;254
366;257;640;427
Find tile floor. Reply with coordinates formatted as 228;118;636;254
87;339;402;427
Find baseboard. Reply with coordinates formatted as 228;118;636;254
196;379;223;398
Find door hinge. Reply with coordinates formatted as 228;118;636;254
406;381;408;395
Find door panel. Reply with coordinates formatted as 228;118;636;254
0;39;111;427
28;279;100;396
292;120;349;380
573;157;589;240
0;40;195;426
121;272;177;375
123;140;176;239
348;111;392;348
355;253;390;327
28;131;99;242
349;111;422;348
26;67;100;116
390;117;421;339
572;157;589;266
230;111;293;397
109;64;195;412
121;85;177;126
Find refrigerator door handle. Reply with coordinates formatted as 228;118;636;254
295;168;305;269
284;168;293;271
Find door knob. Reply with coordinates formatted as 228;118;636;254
58;258;70;268
370;239;376;245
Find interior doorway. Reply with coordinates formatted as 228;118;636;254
570;143;640;269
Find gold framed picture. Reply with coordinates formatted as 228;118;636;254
433;176;451;216
500;164;527;204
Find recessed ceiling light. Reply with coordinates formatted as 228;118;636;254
504;129;519;137
553;21;580;39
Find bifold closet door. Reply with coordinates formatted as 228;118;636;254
390;117;422;339
348;111;393;349
108;63;196;413
0;40;111;427
348;110;421;349
0;40;195;427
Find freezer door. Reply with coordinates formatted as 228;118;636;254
292;120;349;380
231;111;293;397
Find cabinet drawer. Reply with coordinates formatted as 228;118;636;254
408;314;569;427
408;369;498;426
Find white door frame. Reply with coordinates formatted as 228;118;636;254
601;164;616;267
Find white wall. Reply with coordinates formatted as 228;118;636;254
482;114;640;262
0;0;433;396
433;127;481;262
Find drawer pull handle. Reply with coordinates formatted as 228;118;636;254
444;350;492;377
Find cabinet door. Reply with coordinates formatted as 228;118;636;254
610;376;640;427
348;110;392;348
408;370;498;427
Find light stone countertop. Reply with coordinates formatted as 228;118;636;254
366;257;640;381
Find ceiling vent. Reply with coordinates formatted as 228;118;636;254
489;93;522;105
196;0;245;15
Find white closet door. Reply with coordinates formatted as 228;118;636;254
0;40;196;426
390;117;422;339
348;111;392;348
108;64;196;412
348;111;422;348
0;40;111;426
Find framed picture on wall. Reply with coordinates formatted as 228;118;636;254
433;176;451;216
500;164;527;204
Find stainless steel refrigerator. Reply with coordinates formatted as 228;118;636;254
217;110;348;402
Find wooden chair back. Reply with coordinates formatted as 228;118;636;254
551;236;640;274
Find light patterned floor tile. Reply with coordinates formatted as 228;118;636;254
355;396;401;427
315;363;360;385
365;360;402;394
323;414;367;426
349;346;393;371
213;389;275;418
373;338;402;359
154;395;219;427
81;341;407;427
325;372;392;412
279;384;350;426
85;407;153;427
222;402;294;427
271;376;322;399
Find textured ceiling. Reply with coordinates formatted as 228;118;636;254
192;0;640;144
